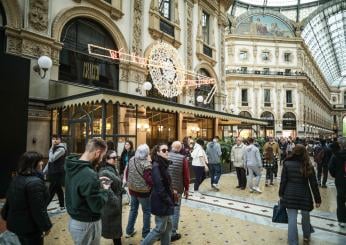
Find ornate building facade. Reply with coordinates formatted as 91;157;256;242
224;1;344;139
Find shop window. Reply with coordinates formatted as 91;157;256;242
183;116;213;140
264;89;271;107
144;108;177;147
241;89;248;106
283;112;296;130
286;90;293;107
195;69;214;110
59;18;119;90
285;69;291;75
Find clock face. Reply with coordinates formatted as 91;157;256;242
148;42;184;98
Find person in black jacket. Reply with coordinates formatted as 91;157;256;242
1;151;52;245
328;137;346;228
46;134;66;211
318;140;332;188
119;141;135;175
98;150;123;244
141;143;174;245
279;144;321;245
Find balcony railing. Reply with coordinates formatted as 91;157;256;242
226;69;299;76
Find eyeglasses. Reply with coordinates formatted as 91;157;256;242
160;148;168;153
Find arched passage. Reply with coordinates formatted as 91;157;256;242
282;112;297;138
260;111;275;137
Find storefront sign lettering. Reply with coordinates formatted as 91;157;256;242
83;62;99;81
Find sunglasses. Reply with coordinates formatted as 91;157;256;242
109;156;117;160
160;148;168;153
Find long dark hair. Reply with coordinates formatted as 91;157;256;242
17;151;43;175
151;143;167;161
125;141;134;151
286;144;313;177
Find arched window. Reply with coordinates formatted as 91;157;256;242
260;111;274;127
239;111;252;118
195;68;215;110
344;91;346;108
283;112;296;130
59;18;119;90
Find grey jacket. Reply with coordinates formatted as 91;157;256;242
244;144;262;168
206;141;222;164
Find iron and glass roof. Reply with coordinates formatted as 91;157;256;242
302;1;346;87
238;0;319;7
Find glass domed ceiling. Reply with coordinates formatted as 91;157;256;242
238;0;318;7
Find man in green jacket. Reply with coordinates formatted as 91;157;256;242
65;138;110;245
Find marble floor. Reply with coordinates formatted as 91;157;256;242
1;171;345;245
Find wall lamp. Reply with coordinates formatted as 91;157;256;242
136;81;153;94
33;56;52;79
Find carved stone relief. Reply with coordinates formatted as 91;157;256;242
132;0;143;55
7;36;22;55
22;39;50;57
28;0;49;32
186;2;193;70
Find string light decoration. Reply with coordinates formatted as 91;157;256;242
148;42;184;98
88;42;216;99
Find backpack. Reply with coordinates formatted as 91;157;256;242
314;149;325;165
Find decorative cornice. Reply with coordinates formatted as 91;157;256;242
72;0;124;20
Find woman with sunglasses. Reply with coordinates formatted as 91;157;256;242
141;144;174;245
98;150;123;245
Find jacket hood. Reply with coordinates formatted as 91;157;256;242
208;142;215;148
246;144;255;152
65;154;92;177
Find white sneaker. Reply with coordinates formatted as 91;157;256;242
212;184;220;190
253;187;262;193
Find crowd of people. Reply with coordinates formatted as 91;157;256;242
1;134;345;245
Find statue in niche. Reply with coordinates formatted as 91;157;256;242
29;0;48;32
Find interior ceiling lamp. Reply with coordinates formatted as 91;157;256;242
88;43;216;99
33;55;52;79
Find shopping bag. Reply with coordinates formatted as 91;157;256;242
272;201;288;224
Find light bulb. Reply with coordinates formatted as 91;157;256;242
143;82;152;91
197;95;204;103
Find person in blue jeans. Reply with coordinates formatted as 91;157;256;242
125;144;153;239
279;144;321;245
141;143;175;245
206;136;222;190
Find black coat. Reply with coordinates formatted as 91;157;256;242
119;150;135;175
150;156;174;216
1;174;52;236
329;150;346;188
279;159;321;211
98;164;123;239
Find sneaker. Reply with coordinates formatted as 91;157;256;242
338;222;346;228
212;184;220;190
270;182;274;186
125;230;137;238
303;237;310;243
236;185;241;188
249;188;254;193
253;187;262;193
265;183;269;187
171;233;182;242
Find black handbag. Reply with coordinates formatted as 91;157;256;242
272;201;288;223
